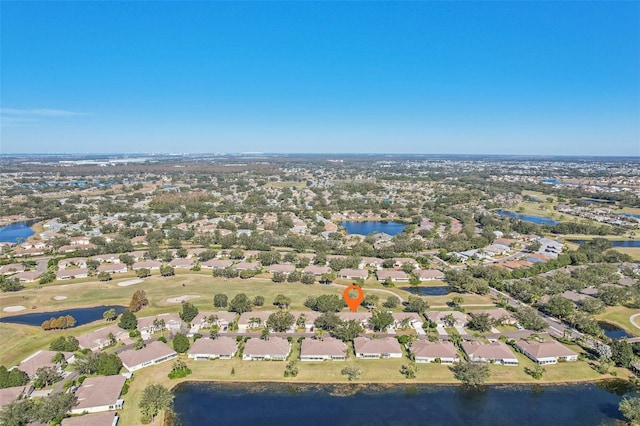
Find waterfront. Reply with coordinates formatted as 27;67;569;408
569;239;640;248
0;221;36;243
342;221;407;236
0;305;126;327
495;210;559;226
172;381;631;426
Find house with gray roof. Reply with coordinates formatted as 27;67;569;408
300;337;347;361
188;337;238;360
410;341;460;364
354;336;402;359
118;341;177;372
242;337;291;361
70;375;126;414
461;341;518;366
514;339;578;365
61;412;119;426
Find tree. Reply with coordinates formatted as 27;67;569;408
38;271;56;285
136;268;151;278
315;294;345;313
405;295;429;313
160;264;175;277
400;362;417;379
341;366;361;381
598;286;628;306
253;295;265;306
383;295;400;309
362;294;379;309
525;364;545;380
0;398;33;425
544;296;574;320
369;311;394;332
284;361;298;377
96;353;122;375
314;312;342;332
333;320;364;342
97;272;112;282
610;340;634;368
619;397;640;425
214;293;228;308
300;272;315;284
273;294;291;309
266;311;296;332
139;384;174;424
129;289;148;312
103;308;117;322
0;366;29;389
467;313;494;333
168;359;192;379
49;336;79;352
450;296;464;308
119;310;138;331
228;293;253;314
451;362;490;387
180;302;199;323
173;333;190;353
33;392;77;425
260;328;271;341
515;306;548;332
33;366;63;389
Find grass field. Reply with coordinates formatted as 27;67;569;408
596;305;640;336
0;273;496;366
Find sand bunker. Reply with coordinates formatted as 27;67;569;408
3;305;26;312
53;296;68;301
167;295;200;303
117;279;143;287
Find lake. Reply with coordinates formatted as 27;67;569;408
569;239;640;248
0;305;126;327
495;210;559;226
403;286;450;296
0;221;37;243
172;381;631;426
341;221;407;236
598;321;632;340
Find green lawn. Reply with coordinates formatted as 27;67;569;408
596;305;640;336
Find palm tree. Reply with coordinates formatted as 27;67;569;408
260;329;270;341
249;317;261;329
108;332;116;346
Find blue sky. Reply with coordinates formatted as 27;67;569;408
1;1;638;155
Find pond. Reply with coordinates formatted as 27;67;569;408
568;240;640;248
0;221;37;243
172;381;631;426
598;321;632;340
341;221;407;236
494;210;559;226
0;305;126;327
403;286;450;296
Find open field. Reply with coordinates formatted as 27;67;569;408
0;273;496;366
612;247;640;261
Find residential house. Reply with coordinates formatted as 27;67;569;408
70;375;126;414
376;270;409;282
61;412;119;426
137;313;184;338
302;265;331;276
132;260;162;271
242;337;291;361
118;341;177;372
0;263;25;275
238;311;271;333
77;324;130;351
233;261;261;271
55;268;89;280
97;263;128;274
300;337;347;361
461;341;518;366
169;258;195;269
410;341;460;364
18;350;75;378
201;259;234;270
337;269;368;280
188;337;238;360
425;311;468;327
189;311;237;335
13;270;43;282
514;339;578;365
337;312;372;328
468;309;516;326
415;269;446;281
290;311;322;333
391;312;424;331
268;264;296;275
0;385;33;411
58;257;88;270
354;337;402;359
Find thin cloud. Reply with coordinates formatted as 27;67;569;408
1;108;88;117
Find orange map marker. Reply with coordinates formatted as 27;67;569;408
343;284;364;312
